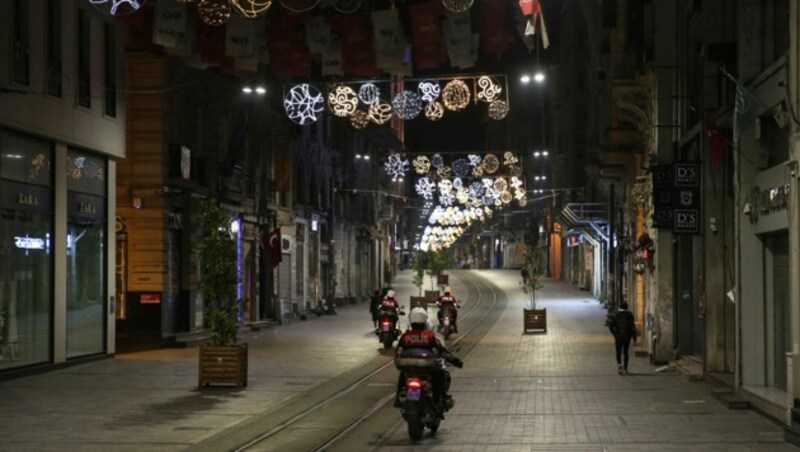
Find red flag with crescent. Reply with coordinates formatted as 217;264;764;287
263;228;282;267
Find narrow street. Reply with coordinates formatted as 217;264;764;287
0;270;790;451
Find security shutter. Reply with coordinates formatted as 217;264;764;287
278;255;291;318
772;233;790;390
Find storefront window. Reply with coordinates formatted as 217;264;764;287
66;149;106;358
0;131;53;370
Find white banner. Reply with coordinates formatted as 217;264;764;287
443;12;476;68
322;40;343;76
152;0;187;49
306;16;332;55
372;9;408;73
226;15;257;58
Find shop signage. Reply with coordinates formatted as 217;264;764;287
652;163;702;234
140;293;161;304
748;184;789;224
1;180;52;214
14;236;46;250
68;192;106;222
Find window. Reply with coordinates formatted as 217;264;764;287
76;9;91;108
104;23;116;117
12;0;29;86
46;0;62;97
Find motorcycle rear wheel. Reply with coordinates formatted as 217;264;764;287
383;337;393;349
427;417;441;434
407;416;424;441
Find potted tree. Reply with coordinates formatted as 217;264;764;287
409;251;427;309
521;245;547;333
197;201;248;387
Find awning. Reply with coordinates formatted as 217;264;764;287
558;203;609;244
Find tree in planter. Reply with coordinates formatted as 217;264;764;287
426;249;448;290
198;201;241;346
520;245;545;310
410;252;426;296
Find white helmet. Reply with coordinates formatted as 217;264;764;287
445;286;452;294
387;289;396;298
409;307;428;325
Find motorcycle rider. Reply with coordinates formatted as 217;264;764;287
377;289;400;331
436;287;460;333
394;307;463;409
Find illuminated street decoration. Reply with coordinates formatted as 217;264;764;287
488;100;509;120
198;0;231;25
442;79;471;111
418;80;441;102
358;83;381;105
328;85;359;117
510;176;523;189
469;181;483;197
436;166;452;178
230;0;273;17
368;101;393;124
441;0;473;13
284;84;324;125
412;156;431;174
482;153;500;173
438;179;453;194
384;154;409;181
15;236;46;250
425;101;445;121
350;110;370;129
331;0;364;13
476;76;502;103
504;152;519;165
493;178;508;192
451;158;470;177
416;177;436;199
468;154;481;166
89;0;143;15
431;153;444;168
392;91;423;120
452;177;463;190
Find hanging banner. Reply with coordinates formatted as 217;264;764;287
226;15;257;59
306;16;333;55
152;0;187;49
372;10;407;73
322;40;344;76
480;0;514;58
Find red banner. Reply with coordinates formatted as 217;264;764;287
480;0;514;58
263;228;282;267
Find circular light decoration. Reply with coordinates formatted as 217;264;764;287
368;101;392;124
472;163;485;176
509;165;523;177
350;110;370;129
488;100;509;120
441;0;473;13
198;0;231;26
418;80;441;102
476;76;502;103
452;177;464;190
510;176;523;189
284;84;324;125
515;187;526;199
425;101;445;121
437;166;452;178
328;85;358;117
442;79;471;111
384;154;409;180
332;0;363;13
482;154;500;174
518;197;528;207
438;179;453;194
501;191;513;204
451;158;470;177
494;178;508;192
279;0;321;13
431;153;444;169
358;83;380;105
503;152;519;166
468;154;482;166
231;0;273;18
469;181;484;198
416;177;436;199
412;156;431;174
392;91;423;120
456;187;470;204
440;192;455;206
89;0;145;16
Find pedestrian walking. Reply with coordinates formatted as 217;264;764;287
520;266;529;285
369;290;382;328
608;302;636;375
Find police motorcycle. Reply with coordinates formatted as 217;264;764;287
376;304;405;349
394;309;463;441
438;304;457;340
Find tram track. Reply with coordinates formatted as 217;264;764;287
188;270;506;452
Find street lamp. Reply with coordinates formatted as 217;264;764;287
242;83;267;96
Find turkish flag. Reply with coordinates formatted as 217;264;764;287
263;228;282;267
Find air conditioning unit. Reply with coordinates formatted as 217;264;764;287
281;236;294;253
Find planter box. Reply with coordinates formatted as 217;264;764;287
199;343;248;387
410;296;428;310
523;309;547;333
425;290;440;302
437;274;449;286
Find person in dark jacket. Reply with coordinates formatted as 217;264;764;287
369;290;382;328
608;302;637;375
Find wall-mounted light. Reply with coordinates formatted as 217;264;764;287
242;83;267;96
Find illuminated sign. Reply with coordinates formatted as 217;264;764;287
15;236;45;250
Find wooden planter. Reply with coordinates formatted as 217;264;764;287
410;296;428;310
425;290;440;302
523;309;547;334
199;343;248;387
437;274;449;286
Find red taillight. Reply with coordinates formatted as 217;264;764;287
382;321;391;326
407;379;422;390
